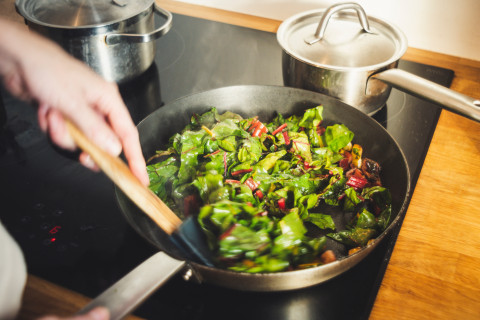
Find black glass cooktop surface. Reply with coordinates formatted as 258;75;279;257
0;13;453;320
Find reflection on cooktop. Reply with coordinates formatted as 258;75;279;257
119;63;163;124
155;27;186;73
372;90;407;126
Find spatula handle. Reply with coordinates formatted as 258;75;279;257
65;120;182;234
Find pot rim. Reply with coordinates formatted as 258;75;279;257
277;8;408;72
15;0;155;30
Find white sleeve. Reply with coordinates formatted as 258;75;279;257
0;221;27;320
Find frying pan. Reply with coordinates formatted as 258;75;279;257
80;85;410;318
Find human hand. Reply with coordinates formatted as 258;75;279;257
0;20;149;185
37;307;109;320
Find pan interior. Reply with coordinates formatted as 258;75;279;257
115;85;410;290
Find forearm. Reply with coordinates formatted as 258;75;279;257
0;19;64;98
0;20;40;73
0;19;25;81
0;18;26;54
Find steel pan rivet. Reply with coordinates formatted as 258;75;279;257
182;269;193;281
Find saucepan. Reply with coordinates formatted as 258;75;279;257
79;85;410;319
277;2;480;121
15;0;172;83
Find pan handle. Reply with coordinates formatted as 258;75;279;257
372;68;480;122
77;252;186;320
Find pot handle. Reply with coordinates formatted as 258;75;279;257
76;252;187;320
372;69;480;122
305;2;372;45
105;4;173;45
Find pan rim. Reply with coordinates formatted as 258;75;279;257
117;85;411;291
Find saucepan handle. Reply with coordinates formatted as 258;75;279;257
372;68;480;122
77;252;186;320
105;4;173;45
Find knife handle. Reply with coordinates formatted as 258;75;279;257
65;120;182;234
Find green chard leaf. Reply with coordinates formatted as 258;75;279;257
289;131;312;163
355;208;377;229
362;186;392;211
188;107;219;130
298;105;323;129
343;187;363;212
217;135;237;152
306;212;336;230
328;228;377;247
254;150;287;174
321;175;347;206
219;225;271;259
238;136;263;163
177;129;206;184
147;157;179;200
377;205;392;231
191;173;224;203
324;124;354;152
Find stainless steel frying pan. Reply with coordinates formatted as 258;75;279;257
79;85;410;318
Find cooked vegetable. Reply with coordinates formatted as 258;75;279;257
147;106;392;272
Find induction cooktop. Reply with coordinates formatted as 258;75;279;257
0;13;453;320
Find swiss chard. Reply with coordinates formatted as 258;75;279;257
147;106;392;272
324;124;354;152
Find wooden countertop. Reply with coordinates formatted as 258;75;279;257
3;0;480;318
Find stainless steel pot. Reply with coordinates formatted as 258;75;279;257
15;0;172;83
277;2;480;121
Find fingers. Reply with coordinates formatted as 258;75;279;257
123;133;149;186
36;307;110;320
40;105;120;156
75;307;110;320
38;95;148;186
110;114;149;186
79;152;99;172
39;104;109;172
38;103;49;132
38;106;76;151
65;102;123;158
90;83;149;186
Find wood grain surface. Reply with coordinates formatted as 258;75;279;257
1;0;479;318
17;275;143;320
369;110;480;319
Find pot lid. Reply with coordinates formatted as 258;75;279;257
277;3;408;70
15;0;154;28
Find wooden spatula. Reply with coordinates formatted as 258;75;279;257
65;120;213;267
